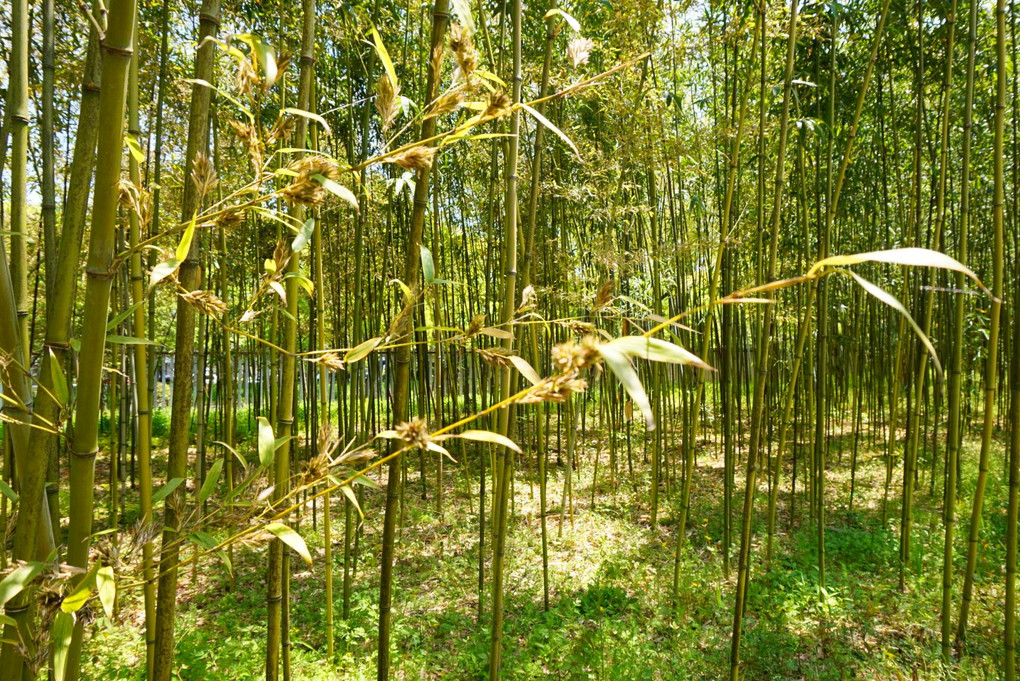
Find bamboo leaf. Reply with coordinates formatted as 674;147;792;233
292;218;315;253
258;417;275;468
345;336;383;363
544;7;581;31
809;247;991;297
106;335;158;345
340;485;364;521
199;459;224;504
848;271;943;378
369;26;398;92
48;348;69;407
106;299;145;331
124;133;145;164
96;567;116;619
508;355;542;385
52;611;73;681
351;473;380;489
607;336;713;370
454;430;523;453
268;280;287;304
176;216;197;262
520;103;580;158
479;327;513;340
213;440;248;472
313;174;359;210
598;344;655;430
0;479;18;503
0;562;45;609
264;522;313;566
152;477;185;505
149;258;181;291
420;244;436;284
61;564;99;613
425;440;455;461
184;78;254;123
280;107;332;136
451;0;476;34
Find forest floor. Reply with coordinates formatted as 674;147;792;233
81;415;1009;680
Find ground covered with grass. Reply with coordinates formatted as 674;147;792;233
81;417;1009;680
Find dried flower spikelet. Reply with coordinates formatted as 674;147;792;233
593;279;615;310
268;113;296;145
375;72;401;130
216;207;246;232
385;145;438;171
551;335;600;374
566;320;596;336
318;421;337;458
191;152;219;204
301;453;330;485
313;352;346;372
483;91;512;119
567;37;595;69
236;56;259;96
229;120;264;170
395;417;431;449
465;313;486;337
118;178;136;210
475;346;513;368
519;374;588;404
181;289;229;318
448;23;478;81
428;87;467;118
281;156;341;206
516;284;537;315
272;237;290;273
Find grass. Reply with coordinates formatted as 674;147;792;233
80;409;1009;680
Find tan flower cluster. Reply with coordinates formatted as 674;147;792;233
180;289;229;318
395;417;431;450
551;335;600;374
448;23;478;81
385;145;438;171
191;152;219;204
375;72;401;131
229;120;264;171
281;156;341;206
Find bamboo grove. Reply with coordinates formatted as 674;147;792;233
0;0;1018;677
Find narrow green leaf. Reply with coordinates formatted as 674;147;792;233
264;522;313;566
544;7;581;31
61;564;99;613
258;417;275;468
106;299;145;331
199;459;224;504
521;103;580;157
809;247;992;297
0;479;18;503
455;430;523;453
420;244;436;284
106;335;158;346
152;477;185;505
369;26;398;93
52;611;73;681
345;336;383;364
49;348;71;406
96;567;115;619
292;217;315;253
607;336;713;370
280;107;332;135
340;485;364;521
508;355;542;385
149;258;181;291
0;562;45;608
598;344;654;430
848;271;943;378
313;174;359;210
124;133;145;164
176;216;197;262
